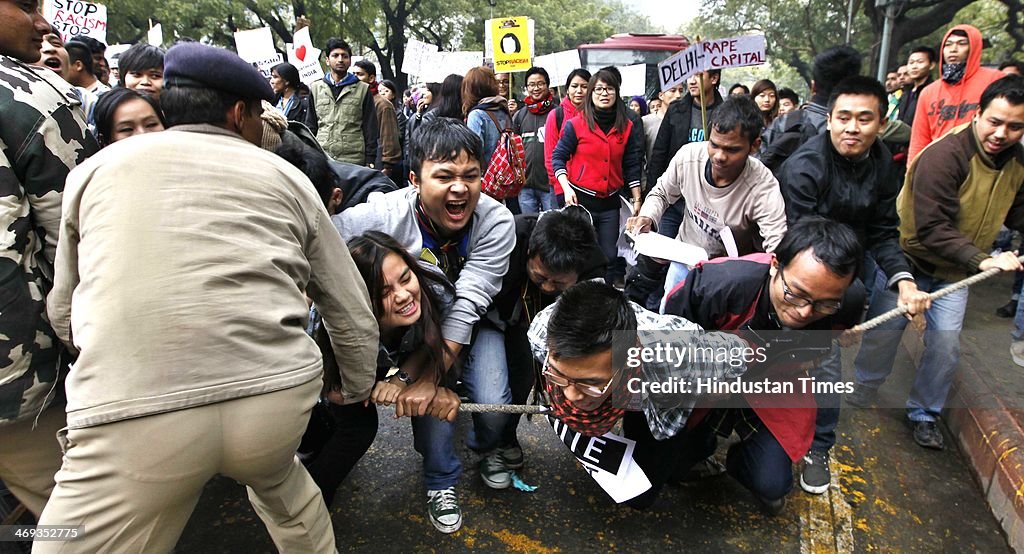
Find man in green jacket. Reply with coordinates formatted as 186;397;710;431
309;37;379;166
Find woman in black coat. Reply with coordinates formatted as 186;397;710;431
270;62;315;129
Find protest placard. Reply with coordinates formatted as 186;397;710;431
619;63;647;98
147;23;162;47
105;43;130;69
234;28;276;61
489;17;532;73
548;416;652;503
288;27;324;85
658;34;766;91
401;38;439;78
43;0;107;44
534;49;581;88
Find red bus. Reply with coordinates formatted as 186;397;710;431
577;33;690;98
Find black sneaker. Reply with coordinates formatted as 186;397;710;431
997;299;1018;318
911;420;945;450
845;385;878;407
800;449;831;494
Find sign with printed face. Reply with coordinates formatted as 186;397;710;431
658;35;766;91
489;17;532;73
43;0;107;44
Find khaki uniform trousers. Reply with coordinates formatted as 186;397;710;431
34;378;335;553
0;403;66;517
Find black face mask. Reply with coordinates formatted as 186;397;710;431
942;62;967;85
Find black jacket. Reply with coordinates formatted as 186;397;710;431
759;100;829;173
897;77;933;127
328;159;399;211
777;133;912;284
275;92;316;130
489;214;607;327
648;90;724;182
513;103;555;191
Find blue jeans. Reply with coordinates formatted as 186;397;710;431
1013;291;1024;340
658;200;685;239
461;324;512;453
660;262;691;314
591;208;624;282
518;188;556;214
725;422;794;502
811;343;842;452
412;415;460;490
853;267;969;422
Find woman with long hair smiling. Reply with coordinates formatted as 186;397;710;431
306;231;460;533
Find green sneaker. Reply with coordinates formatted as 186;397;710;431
479;451;512;489
426;487;462;533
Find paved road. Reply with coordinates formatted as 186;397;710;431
174;279;1018;553
5;281;1014;553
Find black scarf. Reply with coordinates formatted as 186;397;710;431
594;107;616;134
942;63;967;84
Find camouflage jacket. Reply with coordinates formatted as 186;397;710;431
0;56;97;426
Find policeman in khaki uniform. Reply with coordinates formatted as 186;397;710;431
37;42;378;553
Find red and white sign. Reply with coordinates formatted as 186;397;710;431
43;0;107;44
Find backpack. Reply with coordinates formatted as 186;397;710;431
760;108;823;173
481;110;527;201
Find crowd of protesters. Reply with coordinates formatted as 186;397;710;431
2;2;1024;549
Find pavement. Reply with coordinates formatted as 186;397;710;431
172;277;1020;553
4;279;1020;554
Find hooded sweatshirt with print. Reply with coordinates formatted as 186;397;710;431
908;24;1003;163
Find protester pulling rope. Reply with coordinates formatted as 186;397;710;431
847;254;1024;333
453;257;1024;414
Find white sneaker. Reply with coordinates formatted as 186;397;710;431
1011;341;1024;368
426;487;462;533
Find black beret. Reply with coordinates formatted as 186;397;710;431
164;42;275;102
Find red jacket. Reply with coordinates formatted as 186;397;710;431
544;97;581;194
550;113;643;199
908;24;1003;163
665;253;866;463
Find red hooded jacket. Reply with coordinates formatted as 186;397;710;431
908;24;1003;163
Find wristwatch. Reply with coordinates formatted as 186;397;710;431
393;370;413;384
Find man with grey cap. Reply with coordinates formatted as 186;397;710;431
37;42;377;553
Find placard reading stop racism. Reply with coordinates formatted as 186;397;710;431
43;0;108;44
658;35;766;91
489;16;532;73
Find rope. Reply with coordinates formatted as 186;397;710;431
847;255;1024;333
458;403;549;414
449;259;1023;414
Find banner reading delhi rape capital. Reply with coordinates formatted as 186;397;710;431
658;35;766;91
43;0;107;44
489;17;532;73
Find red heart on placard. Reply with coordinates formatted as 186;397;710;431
296;45;307;62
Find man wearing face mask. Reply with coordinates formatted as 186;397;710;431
39;42;378;552
908;24;1003;162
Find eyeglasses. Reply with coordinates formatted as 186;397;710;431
778;268;842;315
526;82;547;89
592;86;615;96
542;358;615;397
